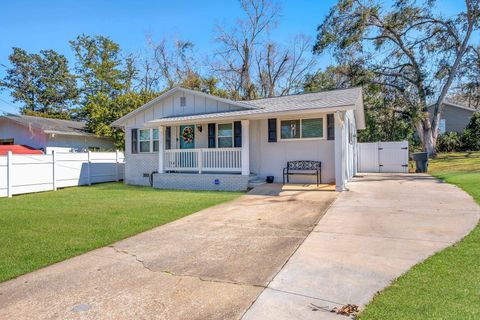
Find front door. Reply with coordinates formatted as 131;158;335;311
179;125;195;149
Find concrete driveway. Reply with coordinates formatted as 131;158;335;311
243;174;480;319
0;184;337;320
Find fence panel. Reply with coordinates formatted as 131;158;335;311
358;141;409;173
0;157;7;197
0;151;124;198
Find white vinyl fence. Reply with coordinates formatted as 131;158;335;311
358;141;409;173
0;151;124;198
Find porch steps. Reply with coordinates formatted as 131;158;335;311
247;174;266;189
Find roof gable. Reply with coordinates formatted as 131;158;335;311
112;87;259;127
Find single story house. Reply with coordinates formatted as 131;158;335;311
428;101;477;134
112;87;365;192
0;114;115;153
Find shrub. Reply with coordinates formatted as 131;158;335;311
436;132;461;152
460;112;480;151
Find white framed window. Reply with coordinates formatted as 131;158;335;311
217;123;234;148
279;117;325;140
439;119;446;134
139;129;151;153
153;129;159;152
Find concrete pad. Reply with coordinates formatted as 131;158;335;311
0;187;337;319
243;288;342;320
243;173;480;320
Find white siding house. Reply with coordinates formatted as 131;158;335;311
0;115;115;153
112;87;365;192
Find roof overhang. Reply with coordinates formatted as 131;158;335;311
111;87;260;127
144;105;356;127
44;130;111;139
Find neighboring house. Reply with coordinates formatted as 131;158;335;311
112;87;365;192
428;101;477;134
0;114;115;153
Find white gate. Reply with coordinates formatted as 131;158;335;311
358;141;409;173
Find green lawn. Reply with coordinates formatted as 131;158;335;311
359;152;480;319
0;183;241;282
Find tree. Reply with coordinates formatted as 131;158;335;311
303;64;415;143
453;46;480;109
85;90;158;149
255;35;317;97
213;0;281;99
0;48;78;118
314;0;480;156
70;35;136;102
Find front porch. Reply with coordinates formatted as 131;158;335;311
156;120;251;177
164;148;243;174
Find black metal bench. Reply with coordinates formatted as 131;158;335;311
283;160;322;186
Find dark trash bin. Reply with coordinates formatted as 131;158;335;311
266;176;274;183
412;152;429;173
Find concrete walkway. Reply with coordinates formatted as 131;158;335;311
0;184;337;320
243;174;480;319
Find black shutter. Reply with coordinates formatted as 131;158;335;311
131;128;138;153
208;123;216;148
165;126;171;150
327;114;335;140
234;121;242;147
268;118;277;142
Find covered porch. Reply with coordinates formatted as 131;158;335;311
155;119;251;176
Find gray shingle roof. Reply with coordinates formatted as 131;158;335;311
244;87;362;111
1;114;95;136
145;87;364;127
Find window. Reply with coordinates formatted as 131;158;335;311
218;123;233;148
180;96;186;107
439;119;446;134
302;118;323;138
139;129;151;152
153;129;159;152
280;118;324;140
281;120;300;139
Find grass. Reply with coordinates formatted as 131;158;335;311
359;152;480;319
0;183;241;282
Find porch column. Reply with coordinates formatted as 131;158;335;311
158;125;165;174
241;119;250;176
334;111;346;191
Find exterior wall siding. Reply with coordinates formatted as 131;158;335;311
0;119;115;153
249;116;335;184
153;173;249;191
45;135;115;153
0;119;47;150
124;128;159;186
428;104;475;133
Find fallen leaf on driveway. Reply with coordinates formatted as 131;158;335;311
330;304;359;316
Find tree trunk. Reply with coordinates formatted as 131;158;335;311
415;115;436;158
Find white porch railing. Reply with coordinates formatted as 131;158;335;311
164;148;242;173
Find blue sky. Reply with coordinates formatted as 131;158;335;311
0;0;473;114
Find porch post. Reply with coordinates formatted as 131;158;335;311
158;126;165;174
334;111;346;191
241;119;250;176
